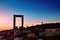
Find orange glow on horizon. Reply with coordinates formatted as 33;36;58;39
0;20;58;31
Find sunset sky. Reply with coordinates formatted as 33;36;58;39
0;0;60;30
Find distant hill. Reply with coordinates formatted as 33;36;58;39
1;23;60;31
27;23;60;29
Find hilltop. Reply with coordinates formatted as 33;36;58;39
27;23;60;29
